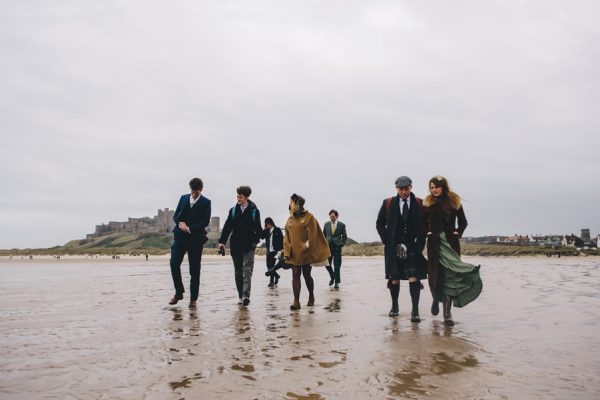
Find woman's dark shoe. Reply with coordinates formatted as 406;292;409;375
290;303;301;310
307;295;315;306
443;296;454;326
388;306;399;317
243;297;250;306
410;310;421;323
188;301;197;309
169;293;183;305
334;283;339;289
431;299;439;316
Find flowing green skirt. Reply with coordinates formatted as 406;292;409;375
439;232;482;308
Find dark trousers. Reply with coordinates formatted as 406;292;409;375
231;249;255;299
266;251;280;283
170;238;204;301
327;244;343;284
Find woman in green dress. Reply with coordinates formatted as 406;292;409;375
423;176;482;326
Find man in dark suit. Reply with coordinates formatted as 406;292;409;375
323;209;347;289
218;186;262;307
263;217;283;287
376;176;427;322
168;177;211;308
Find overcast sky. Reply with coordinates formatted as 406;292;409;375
1;0;599;249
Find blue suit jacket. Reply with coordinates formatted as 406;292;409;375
173;194;211;243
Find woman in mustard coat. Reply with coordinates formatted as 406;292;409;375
284;194;331;310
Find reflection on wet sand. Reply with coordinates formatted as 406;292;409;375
1;257;599;399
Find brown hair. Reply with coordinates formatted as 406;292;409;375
428;175;449;195
428;175;461;214
189;178;203;191
236;186;252;197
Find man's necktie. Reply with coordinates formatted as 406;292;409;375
332;224;336;234
402;199;409;222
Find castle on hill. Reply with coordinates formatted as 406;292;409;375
86;209;220;240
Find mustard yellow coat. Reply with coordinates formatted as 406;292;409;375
284;210;331;266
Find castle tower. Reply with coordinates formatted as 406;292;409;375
581;228;591;242
208;216;220;232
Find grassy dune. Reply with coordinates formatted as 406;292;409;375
1;234;597;257
340;243;591;257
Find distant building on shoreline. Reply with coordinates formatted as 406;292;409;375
464;228;596;249
86;211;222;240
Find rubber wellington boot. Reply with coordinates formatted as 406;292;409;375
443;296;454;326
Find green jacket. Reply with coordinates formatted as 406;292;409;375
323;221;347;247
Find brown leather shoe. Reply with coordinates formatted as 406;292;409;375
169;293;183;305
188;300;197;309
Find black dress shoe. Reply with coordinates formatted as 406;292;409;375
410;311;421;323
329;278;334;286
243;297;250;306
268;282;274;287
169;293;183;305
334;283;339;289
274;276;279;285
188;300;197;309
388;306;399;317
431;299;439;316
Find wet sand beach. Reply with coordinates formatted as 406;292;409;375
1;256;599;399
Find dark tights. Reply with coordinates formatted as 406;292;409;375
292;265;314;306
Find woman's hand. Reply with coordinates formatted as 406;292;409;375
453;231;459;235
427;231;432;236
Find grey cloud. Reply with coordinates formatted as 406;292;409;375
1;0;599;248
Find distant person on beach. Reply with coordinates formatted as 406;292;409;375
168;177;211;309
218;186;263;307
263;217;283;287
423;175;482;326
376;176;427;321
284;194;331;310
323;209;347;289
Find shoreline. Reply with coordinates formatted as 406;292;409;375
1;254;598;263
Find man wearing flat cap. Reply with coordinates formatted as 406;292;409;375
376;176;427;321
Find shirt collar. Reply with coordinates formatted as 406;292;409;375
190;194;201;204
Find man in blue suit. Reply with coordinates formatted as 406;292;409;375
168;177;211;308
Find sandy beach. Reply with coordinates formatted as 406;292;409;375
1;256;599;399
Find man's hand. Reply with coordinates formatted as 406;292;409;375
218;243;225;250
179;222;190;234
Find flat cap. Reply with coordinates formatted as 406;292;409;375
395;176;412;187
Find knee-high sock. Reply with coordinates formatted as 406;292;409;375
409;281;421;313
389;284;399;307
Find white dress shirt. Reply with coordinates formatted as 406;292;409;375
268;227;275;252
190;194;201;207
